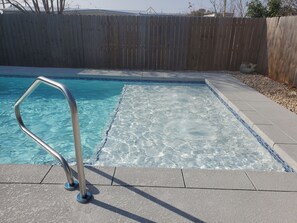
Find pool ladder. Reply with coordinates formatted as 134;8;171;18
14;76;92;204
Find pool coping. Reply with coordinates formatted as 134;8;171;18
2;66;297;222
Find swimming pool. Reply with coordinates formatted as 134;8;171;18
0;76;291;171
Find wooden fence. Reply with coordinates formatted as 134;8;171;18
1;14;297;87
0;14;265;71
257;16;297;87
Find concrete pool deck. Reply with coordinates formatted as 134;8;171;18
1;66;297;222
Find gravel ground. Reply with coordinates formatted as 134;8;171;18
231;72;297;114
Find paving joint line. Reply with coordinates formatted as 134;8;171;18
180;169;187;188
111;167;116;186
0;182;43;185
244;171;257;191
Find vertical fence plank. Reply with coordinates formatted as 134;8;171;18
126;15;132;69
0;15;10;65
286;17;297;86
170;16;177;70
5;15;18;65
153;16;157;70
163;16;169;70
0;15;5;65
246;18;255;63
203;17;209;70
179;16;185;70
168;15;173;70
133;16;139;69
228;18;237;70
201;17;206;70
13;14;26;66
202;18;210;70
256;19;267;75
209;18;215;70
234;18;245;69
267;17;279;81
186;16;194;70
73;15;84;68
214;18;223;70
159;15;164;69
176;16;181;70
221;17;230;70
241;18;251;64
137;16;145;70
181;16;190;70
150;16;156;70
154;16;159;70
132;16;136;69
194;17;201;70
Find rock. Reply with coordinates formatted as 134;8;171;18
239;63;257;74
287;91;297;97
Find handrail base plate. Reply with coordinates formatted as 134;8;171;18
76;191;93;204
64;180;79;191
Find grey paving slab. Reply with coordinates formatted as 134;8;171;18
207;81;241;94
273;144;297;171
206;75;247;86
246;101;297;124
238;110;273;126
208;78;268;100
213;89;242;101
0;164;51;184
227;100;255;112
78;70;144;81
42;165;115;185
272;111;297;126
78;74;144;81
233;91;273;102
0;66;85;77
252;124;297;146
79;69;143;77
275;121;297;135
272;125;297;143
182;169;255;190
142;71;190;78
1;184;297;223
113;167;184;187
276;144;297;162
207;81;243;101
246;171;297;191
141;71;211;80
253;119;297;144
208;76;247;84
246;101;290;117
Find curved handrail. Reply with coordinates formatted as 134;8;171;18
14;76;92;203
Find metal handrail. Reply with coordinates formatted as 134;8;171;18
14;76;92;203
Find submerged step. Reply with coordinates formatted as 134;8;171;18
95;83;285;171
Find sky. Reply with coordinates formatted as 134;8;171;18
68;0;213;13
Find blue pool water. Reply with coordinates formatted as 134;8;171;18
0;77;124;164
0;76;289;171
